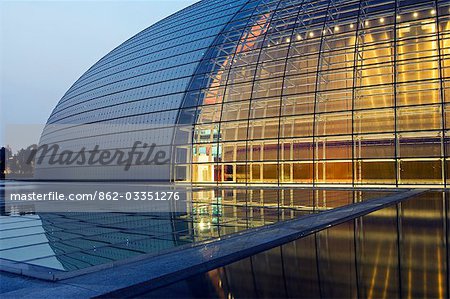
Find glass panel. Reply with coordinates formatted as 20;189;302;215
355;160;396;184
399;159;443;184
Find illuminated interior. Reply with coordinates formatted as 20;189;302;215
174;0;450;187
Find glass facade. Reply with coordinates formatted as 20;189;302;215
42;0;450;187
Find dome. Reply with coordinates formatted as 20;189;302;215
37;0;450;187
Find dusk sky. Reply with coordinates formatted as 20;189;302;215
0;0;197;149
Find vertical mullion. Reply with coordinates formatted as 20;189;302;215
351;1;365;191
436;0;447;187
276;0;307;189
312;0;334;189
351;2;365;296
394;0;399;187
434;4;449;295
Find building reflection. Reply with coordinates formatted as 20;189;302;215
4;188;392;271
151;191;449;299
187;188;394;239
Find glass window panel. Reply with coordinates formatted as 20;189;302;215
253;78;284;98
239;144;249;162
281;115;314;138
220;121;248;141
292;162;313;183
357;43;393;65
358;26;395;45
201;86;226;105
316;161;353;183
194;124;219;143
445;82;450;104
221;102;250;121
281;94;315;116
396;81;441;106
320;48;355;69
445;104;450;130
398;132;442;157
283;75;317;94
197;104;222;124
255;60;286;79
285;55;319;76
281;138;313;161
355;160;396;184
175;165;188;182
233;50;260;67
354;85;394;109
316;136;352;160
354;108;395;134
224;82;253;102
318;69;354;91
264;30;293;48
354;134;396;158
397;105;442;131
281;164;291;182
288;39;321;57
263;143;279;160
360;63;394;86
440;19;450;81
250;143;262;161
316;112;352;136
236;164;248;182
262;164;278;182
249;119;279;139
259;45;290;61
251;164;261;182
322;33;356;52
228;64;257;84
192;163;215;183
222;164;234;182
316;89;352;113
250;98;281;119
397;58;440;83
399;159;443;184
223;144;235;161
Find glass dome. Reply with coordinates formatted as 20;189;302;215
40;0;450;187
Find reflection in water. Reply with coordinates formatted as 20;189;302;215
1;187;393;272
144;191;449;299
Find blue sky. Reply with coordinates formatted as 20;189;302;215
0;0;197;148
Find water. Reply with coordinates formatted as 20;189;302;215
0;181;396;274
142;191;449;299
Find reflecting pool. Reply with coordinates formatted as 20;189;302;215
0;182;396;274
143;191;449;299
